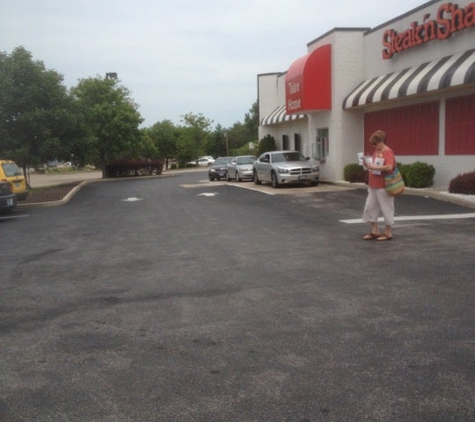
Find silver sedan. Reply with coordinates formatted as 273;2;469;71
226;156;256;182
253;151;319;188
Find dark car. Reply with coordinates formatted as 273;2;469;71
0;181;17;213
208;157;233;181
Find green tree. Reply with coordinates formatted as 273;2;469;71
180;112;213;162
175;126;196;166
205;124;227;158
226;122;252;154
135;129;158;159
0;46;73;174
71;76;143;177
221;102;259;156
244;101;259;141
147;120;178;169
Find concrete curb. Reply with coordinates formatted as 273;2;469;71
19;180;99;208
18;174;174;209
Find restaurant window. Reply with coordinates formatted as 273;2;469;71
282;135;289;150
445;94;475;155
364;103;438;155
294;133;301;151
313;128;329;161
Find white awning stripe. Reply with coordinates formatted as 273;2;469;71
260;104;307;126
343;49;475;109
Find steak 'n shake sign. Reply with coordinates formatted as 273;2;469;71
383;2;475;59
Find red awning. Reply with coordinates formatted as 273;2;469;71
285;44;332;114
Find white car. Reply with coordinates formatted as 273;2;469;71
226;155;256;181
253;150;319;188
186;156;215;167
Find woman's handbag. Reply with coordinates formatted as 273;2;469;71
385;167;405;196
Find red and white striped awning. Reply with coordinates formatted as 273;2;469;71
260;104;307;126
343;49;475;109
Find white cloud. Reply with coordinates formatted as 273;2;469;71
1;0;425;127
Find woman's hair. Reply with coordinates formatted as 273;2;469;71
370;130;386;144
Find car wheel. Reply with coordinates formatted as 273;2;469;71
271;171;280;188
235;171;241;182
253;170;261;185
209;176;214;181
227;172;231;181
310;181;319;186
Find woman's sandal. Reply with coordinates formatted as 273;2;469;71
363;233;380;240
377;234;392;241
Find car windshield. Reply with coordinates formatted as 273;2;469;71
272;152;305;163
236;157;256;165
214;157;231;165
1;162;22;176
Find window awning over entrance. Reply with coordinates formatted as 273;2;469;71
260;104;307;126
285;44;332;114
343;48;475;109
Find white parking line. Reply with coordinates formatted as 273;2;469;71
230;184;275;195
0;214;29;221
181;182;276;195
340;213;475;224
122;197;143;202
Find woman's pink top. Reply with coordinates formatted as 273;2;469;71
368;146;395;189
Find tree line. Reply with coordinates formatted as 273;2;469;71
0;46;259;177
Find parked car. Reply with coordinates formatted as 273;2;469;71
253;151;319;188
186;156;215;167
208;157;233;181
227;155;256;181
0;159;29;200
0;181;17;213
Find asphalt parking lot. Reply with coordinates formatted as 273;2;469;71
1;171;474;421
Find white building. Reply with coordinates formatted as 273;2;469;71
258;0;475;187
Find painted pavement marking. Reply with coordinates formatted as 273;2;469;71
340;213;475;224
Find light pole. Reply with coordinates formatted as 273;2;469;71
224;131;229;156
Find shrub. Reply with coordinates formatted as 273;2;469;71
404;161;435;188
344;163;366;183
257;135;277;156
344;161;435;187
105;158;163;178
448;171;475;194
397;162;409;185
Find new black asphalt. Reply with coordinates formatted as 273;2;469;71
1;172;474;421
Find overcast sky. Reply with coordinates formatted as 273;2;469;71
1;0;426;128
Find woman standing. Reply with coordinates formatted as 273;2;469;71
362;130;395;241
